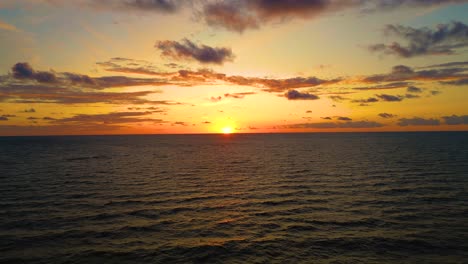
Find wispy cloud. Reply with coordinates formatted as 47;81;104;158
284;120;384;129
0;19;18;32
369;21;468;58
53;111;165;125
397;117;440;126
362;64;467;83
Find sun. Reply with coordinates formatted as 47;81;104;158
221;126;233;134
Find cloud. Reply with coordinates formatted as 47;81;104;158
202;2;259;33
407;86;422;93
352;97;379;104
376;94;404;102
0;19;18;32
329;95;349;102
337;116;352;121
173;121;188;126
12;62;57;83
405;93;420;99
285;121;384;129
419;61;468;69
200;0;466;32
397;117;440;126
210;96;222;102
0;116;8;121
224;92;256;99
352;81;412;91
284;89;319;100
97;59;340;91
441;78;468;86
362;64;468;83
156;38;235;65
0;83;177;105
22;108;36;113
356;93;420;103
8;62;171;90
442;115;468;125
54;111;164;125
378;113;396;118
369;21;468;58
79;0;183;13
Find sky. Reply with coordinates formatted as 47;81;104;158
0;0;467;135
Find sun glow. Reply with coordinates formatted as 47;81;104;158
221;126;233;134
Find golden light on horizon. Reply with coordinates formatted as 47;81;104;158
221;126;233;134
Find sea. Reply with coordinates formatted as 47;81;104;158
0;132;467;263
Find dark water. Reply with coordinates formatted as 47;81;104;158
1;132;467;263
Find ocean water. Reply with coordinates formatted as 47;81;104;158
0;132;467;263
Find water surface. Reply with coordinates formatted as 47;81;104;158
1;132;467;263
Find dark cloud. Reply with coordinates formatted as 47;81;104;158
367;0;467;10
337;116;352;121
407;86;422;93
0;83;177;105
405;93;420;99
55;111;164;125
0;116;8;121
224;92;256;99
419;61;468;69
156;38;235;65
376;94;404;102
431;90;442;96
0;123;127;136
87;0;182;13
201;0;466;32
352;81;411;91
306;110;312;113
173;121;188;126
285;121;384;129
22;108;36;113
12;62;57;83
369;21;468;58
398;117;440;126
441;78;468;86
284;89;319;100
362;64;468;83
202;2;259;33
321;117;332;120
12;62;34;79
351;97;379;104
201;0;337;33
9;62;170;90
442;115;468;125
379;113;396;118
329;95;349;102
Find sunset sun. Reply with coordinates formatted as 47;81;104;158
221;126;233;134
